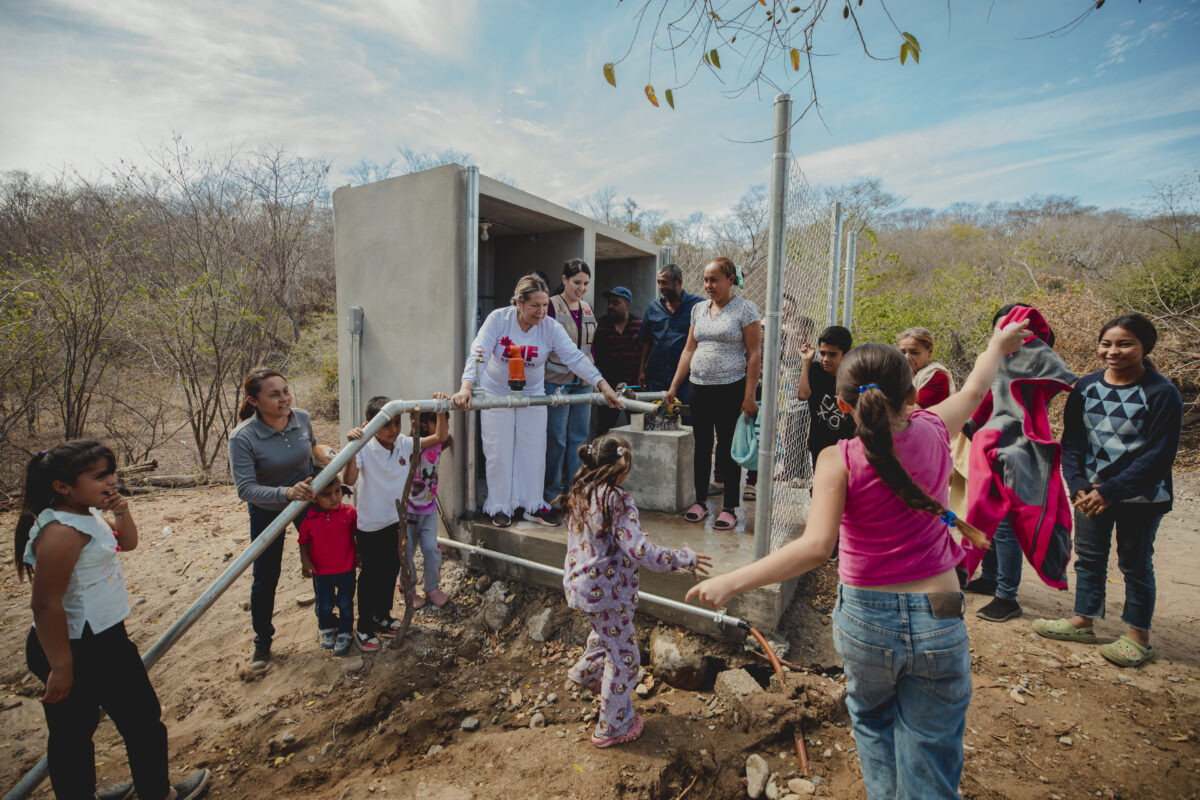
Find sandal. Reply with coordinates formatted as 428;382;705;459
1032;618;1097;643
713;510;737;531
684;503;707;523
592;713;644;748
1099;634;1154;668
743;485;757;501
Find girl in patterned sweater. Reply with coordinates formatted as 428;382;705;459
1034;313;1182;667
562;434;712;747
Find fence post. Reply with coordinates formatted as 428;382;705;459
826;202;843;327
842;230;857;329
752;94;792;560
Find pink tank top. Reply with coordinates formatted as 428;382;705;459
836;410;964;586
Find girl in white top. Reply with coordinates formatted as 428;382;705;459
15;440;210;800
453;273;622;528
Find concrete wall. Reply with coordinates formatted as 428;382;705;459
594;256;657;319
333;164;467;516
492;228;587;313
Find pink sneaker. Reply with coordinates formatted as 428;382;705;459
591;713;644;748
427;589;449;607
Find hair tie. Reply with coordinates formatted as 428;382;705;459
617;447;626;456
858;383;880;394
940;510;957;528
586;444;595;455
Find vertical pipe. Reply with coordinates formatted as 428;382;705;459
464;166;480;518
826;201;842;327
348;306;364;429
842;231;857;330
752;93;792;560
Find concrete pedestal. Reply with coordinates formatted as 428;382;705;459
613;422;693;514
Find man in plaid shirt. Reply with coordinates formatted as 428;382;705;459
594;286;643;435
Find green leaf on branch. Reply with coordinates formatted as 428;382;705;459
709;48;721;69
603;62;616;87
664;88;675;109
900;42;908;65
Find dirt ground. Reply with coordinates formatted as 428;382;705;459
2;472;1199;799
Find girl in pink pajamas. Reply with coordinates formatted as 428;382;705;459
562;434;712;747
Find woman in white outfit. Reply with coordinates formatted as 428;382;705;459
453;274;621;528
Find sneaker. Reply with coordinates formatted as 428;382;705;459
248;643;270;672
172;768;212;800
591;713;644;748
375;616;402;638
317;628;336;649
427;588;449;607
525;507;561;526
491;511;511;528
976;597;1023;622
96;781;134;800
355;631;382;652
333;632;352;656
964;577;997;596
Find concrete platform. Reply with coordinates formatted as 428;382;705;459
450;495;803;636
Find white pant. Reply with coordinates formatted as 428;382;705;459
480;405;548;516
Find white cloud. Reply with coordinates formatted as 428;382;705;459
795;66;1200;206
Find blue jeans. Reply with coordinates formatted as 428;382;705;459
1072;505;1161;631
405;512;442;593
833;585;972;800
312;570;355;634
544;381;593;504
248;504;301;646
979;520;1023;600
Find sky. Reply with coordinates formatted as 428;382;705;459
1;0;1198;219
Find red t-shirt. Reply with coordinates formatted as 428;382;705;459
297;504;357;575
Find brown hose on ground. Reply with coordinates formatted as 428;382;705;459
747;625;809;777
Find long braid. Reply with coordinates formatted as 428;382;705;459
841;345;988;548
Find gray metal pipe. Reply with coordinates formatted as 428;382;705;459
826;202;842;328
3;388;668;800
435;536;749;630
464;166;480;518
842;231;857;330
753;93;792;560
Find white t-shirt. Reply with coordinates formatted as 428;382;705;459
689;295;761;385
354;436;416;532
461;306;605;397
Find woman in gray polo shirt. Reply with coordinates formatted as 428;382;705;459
664;258;761;531
228;368;334;670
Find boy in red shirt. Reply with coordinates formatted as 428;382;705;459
299;473;358;655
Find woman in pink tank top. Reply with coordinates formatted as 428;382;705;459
689;321;1029;800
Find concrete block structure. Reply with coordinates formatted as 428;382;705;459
333;165;797;634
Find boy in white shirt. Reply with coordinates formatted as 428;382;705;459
344;395;449;651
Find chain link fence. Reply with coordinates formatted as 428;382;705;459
675;160;837;550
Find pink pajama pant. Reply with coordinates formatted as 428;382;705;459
569;603;640;738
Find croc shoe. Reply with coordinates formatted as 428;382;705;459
1032;618;1097;644
1099;634;1154;668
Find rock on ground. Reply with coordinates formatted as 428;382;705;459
649;628;708;690
715;668;763;700
745;754;769;798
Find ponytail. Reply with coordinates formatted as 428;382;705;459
839;345;988;548
563;434;634;535
14;440;117;580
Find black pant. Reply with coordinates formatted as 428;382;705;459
690;379;745;510
248;504;300;647
355;524;400;634
26;623;170;800
596;406;627;437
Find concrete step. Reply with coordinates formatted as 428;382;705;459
454;501;801;636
